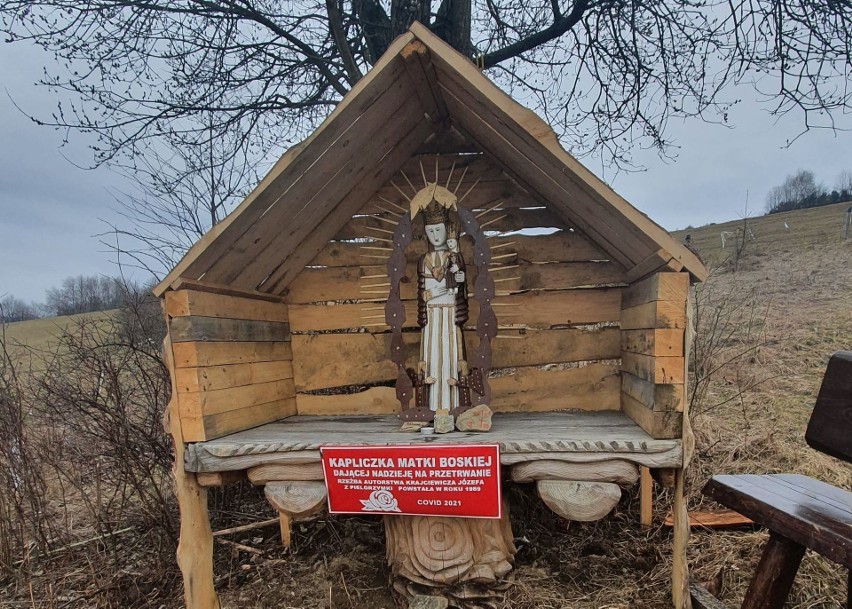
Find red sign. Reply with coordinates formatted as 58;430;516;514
321;444;501;518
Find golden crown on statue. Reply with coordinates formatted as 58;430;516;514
422;200;451;225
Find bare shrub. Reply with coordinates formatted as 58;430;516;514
689;271;771;418
32;290;175;548
0;320;53;573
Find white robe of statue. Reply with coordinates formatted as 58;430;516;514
420;249;464;412
418;223;465;411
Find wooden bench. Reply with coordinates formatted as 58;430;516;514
695;351;852;609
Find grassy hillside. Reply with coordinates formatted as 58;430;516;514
2;310;117;371
672;200;852;267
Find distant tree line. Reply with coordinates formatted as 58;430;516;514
765;169;852;214
1;275;145;322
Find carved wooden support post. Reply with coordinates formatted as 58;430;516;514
384;499;515;609
672;291;697;609
170;416;220;609
163;334;220;609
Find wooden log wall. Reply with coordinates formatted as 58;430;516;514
283;153;629;416
619;272;689;439
165;289;296;441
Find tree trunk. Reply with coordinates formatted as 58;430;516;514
435;0;473;58
391;0;431;39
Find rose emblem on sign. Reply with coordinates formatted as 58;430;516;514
360;489;401;512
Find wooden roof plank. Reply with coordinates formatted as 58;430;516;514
261;116;434;293
439;85;636;269
200;65;422;289
169;278;286;303
438;72;650;264
409;22;707;282
153;32;417;296
624;249;681;284
156;25;707;298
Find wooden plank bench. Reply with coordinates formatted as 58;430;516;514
695;351;852;609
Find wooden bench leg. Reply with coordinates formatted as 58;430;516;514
640;466;653;527
741;532;805;609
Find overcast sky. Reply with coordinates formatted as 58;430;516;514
1;40;850;303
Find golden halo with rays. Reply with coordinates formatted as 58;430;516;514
357;158;524;331
409;182;458;220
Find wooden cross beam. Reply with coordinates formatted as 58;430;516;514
401;41;450;131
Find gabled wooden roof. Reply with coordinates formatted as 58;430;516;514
154;23;707;298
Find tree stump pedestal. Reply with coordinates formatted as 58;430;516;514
384;501;516;609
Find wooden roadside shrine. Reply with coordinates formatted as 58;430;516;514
155;23;708;609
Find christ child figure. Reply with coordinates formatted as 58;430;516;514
445;226;463;296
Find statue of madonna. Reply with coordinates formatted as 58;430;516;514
416;202;469;414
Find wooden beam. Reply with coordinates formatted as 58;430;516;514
689;582;730;609
288;288;621;333
621;372;684;412
278;513;292;548
174;360;294;394
437;84;637;269
621;300;686;330
621;353;685;385
196;471;245;487
163;334;220;609
178;379;295;418
248;463;325;485
621;394;683;439
166;279;286;303
511;460;638;485
291;327;620;392
295;361;621;415
259;107;432;293
401;40;449;129
624;249;684;284
171;341;292;369
225;83;425;291
312;230;609;267
283;260;625;304
672;467;692;609
165;289;289;321
170;317;290;343
180;396;297;442
622;329;685;357
622;272;689;309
